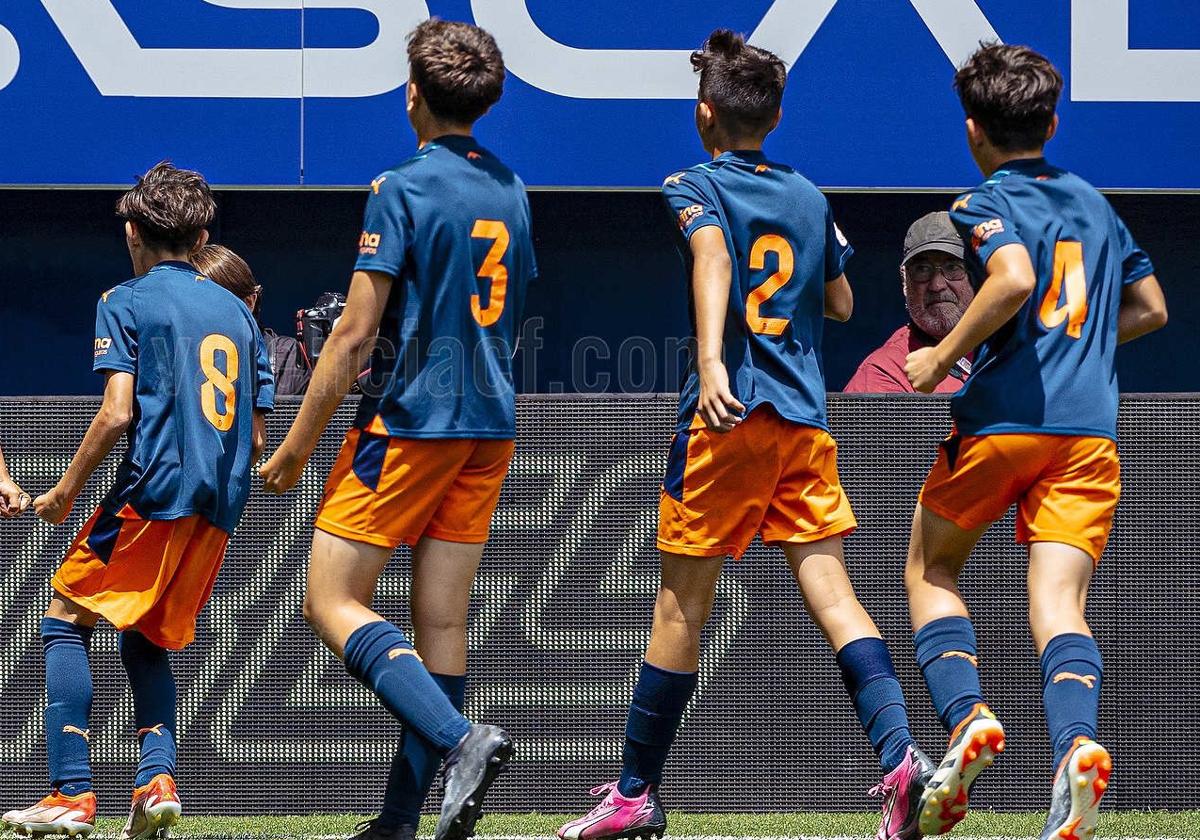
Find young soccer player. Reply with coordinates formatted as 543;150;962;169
1;162;274;839
0;445;31;518
903;44;1168;840
259;19;533;840
559;30;930;840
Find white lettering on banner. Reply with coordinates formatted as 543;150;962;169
37;0;427;98
908;0;1001;68
0;26;19;91
1072;0;1200;102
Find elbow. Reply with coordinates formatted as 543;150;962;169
1149;303;1169;332
826;303;852;323
101;405;134;432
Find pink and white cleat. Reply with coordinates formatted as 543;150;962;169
871;745;934;840
558;782;666;840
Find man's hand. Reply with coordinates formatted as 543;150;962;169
260;446;307;494
698;360;745;432
905;346;952;394
0;479;30;518
34;486;74;525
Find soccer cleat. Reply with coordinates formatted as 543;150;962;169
557;782;666;840
348;818;416;840
871;745;935;840
918;703;1006;837
434;724;515;840
1;790;96;838
1038;738;1112;840
121;774;181;840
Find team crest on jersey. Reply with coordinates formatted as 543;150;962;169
971;218;1005;250
951;194;972;212
359;231;382;255
677;204;705;230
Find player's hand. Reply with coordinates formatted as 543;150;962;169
697;360;745;433
260;447;305;494
905;346;951;394
33;486;73;525
0;479;31;518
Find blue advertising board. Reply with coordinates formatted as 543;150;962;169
0;1;1197;188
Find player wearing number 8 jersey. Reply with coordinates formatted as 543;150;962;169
903;45;1168;840
260;19;531;840
3;162;273;840
561;31;931;840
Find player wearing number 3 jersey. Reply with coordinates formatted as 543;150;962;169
259;19;532;840
3;162;274;840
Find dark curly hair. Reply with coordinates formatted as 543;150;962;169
115;161;215;250
408;18;505;125
691;29;787;137
955;43;1063;151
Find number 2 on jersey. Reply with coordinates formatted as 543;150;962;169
747;234;794;336
200;334;240;432
1039;241;1088;338
471;220;509;327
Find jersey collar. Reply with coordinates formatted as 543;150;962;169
719;149;769;165
154;260;197;272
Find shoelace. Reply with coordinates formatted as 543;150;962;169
868;781;895;798
589;782;619;798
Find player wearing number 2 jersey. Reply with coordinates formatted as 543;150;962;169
3;162;273;840
903;45;1168;840
260;20;531;840
561;31;930;840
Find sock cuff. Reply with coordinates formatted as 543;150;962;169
429;672;467;711
41;617;93;648
836;637;899;696
1040;633;1103;684
343;621;412;683
914;616;978;667
636;662;699;706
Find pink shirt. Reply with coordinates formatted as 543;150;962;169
844;324;970;394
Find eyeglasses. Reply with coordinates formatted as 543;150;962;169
906;261;968;282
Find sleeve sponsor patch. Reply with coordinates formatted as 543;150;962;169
94;337;112;358
677;204;705;230
359;230;382;256
971;218;1005;250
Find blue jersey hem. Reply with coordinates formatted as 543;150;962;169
98;504;235;535
675;399;829;434
354;425;516;440
953;423;1117;442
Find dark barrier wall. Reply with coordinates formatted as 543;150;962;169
0;190;1195;396
0;395;1196;816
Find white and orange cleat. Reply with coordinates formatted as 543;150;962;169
1038;738;1113;840
121;774;181;840
2;790;97;837
918;703;1006;836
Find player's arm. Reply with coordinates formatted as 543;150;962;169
825;274;853;322
252;411;268;463
906;243;1035;393
0;446;31;518
691;225;746;432
35;371;134;524
1117;275;1167;344
260;270;390;493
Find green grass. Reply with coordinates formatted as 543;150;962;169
77;811;1200;838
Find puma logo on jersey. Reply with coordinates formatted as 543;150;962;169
468;151;483;161
952;194;972;212
941;650;979;667
663;172;685;186
63;725;90;742
370;176;387;194
1054;672;1097;689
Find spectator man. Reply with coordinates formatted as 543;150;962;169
845;211;974;393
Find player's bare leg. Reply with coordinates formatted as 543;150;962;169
560;552;722;840
783;537;877;650
906;506;1003;836
1029;543;1110;840
305;530;513;840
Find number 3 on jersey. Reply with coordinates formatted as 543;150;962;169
471;220;509;327
1039;241;1088;338
200;334;239;432
747;234;794;336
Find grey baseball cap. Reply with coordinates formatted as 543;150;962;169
901;211;965;266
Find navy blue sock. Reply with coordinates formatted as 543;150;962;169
342;622;471;752
836;637;915;772
1041;633;1103;770
42;618;94;795
119;630;177;786
617;662;698;797
914;616;986;732
379;673;467;830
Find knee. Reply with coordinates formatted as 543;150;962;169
302;590;326;634
411;609;468;642
653;591;712;636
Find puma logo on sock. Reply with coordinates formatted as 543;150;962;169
62;725;90;742
941;651;979;667
1053;672;1097;689
388;647;422;661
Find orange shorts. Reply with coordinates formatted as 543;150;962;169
919;433;1121;563
315;428;515;550
52;507;229;650
657;407;857;558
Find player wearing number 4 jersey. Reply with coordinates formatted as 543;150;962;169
903;44;1168;840
260;19;531;840
3;162;274;840
561;31;930;840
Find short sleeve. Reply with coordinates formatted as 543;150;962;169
949;189;1023;272
824;202;854;282
1112;209;1155;286
254;328;276;412
93;284;137;374
354;172;410;276
662;170;724;240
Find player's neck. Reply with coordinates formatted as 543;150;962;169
710;138;765;158
979;147;1045;177
416;119;475;148
132;248;192;276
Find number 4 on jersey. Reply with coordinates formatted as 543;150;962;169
1039;240;1089;338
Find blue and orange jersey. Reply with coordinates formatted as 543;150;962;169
662;151;853;432
949;158;1155;440
93;261;274;534
353;135;537;439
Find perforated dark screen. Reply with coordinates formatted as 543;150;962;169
0;395;1195;815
